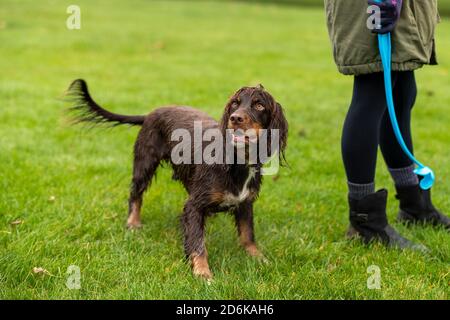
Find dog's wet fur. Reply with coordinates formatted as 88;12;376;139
66;79;288;279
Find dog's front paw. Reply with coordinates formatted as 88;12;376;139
245;244;268;263
191;253;213;280
126;218;143;230
127;223;143;230
193;266;213;280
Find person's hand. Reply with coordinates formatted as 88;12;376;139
368;0;402;34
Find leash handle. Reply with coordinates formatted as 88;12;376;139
373;0;435;189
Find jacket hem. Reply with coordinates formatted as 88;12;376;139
337;61;431;76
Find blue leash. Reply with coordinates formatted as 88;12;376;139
374;0;434;190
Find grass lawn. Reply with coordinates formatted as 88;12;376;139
0;0;449;299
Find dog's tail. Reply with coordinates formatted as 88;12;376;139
65;79;145;126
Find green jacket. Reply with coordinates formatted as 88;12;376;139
325;0;439;75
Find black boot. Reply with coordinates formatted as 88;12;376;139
396;184;450;229
347;189;427;251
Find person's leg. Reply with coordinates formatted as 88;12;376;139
379;71;419;187
380;71;450;228
342;72;425;249
342;72;388;199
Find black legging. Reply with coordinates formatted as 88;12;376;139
342;71;417;184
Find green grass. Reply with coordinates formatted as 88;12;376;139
0;0;449;299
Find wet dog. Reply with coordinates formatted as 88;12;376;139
66;79;288;279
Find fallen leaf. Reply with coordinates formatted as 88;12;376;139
10;220;23;226
32;267;50;275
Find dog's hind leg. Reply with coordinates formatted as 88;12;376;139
127;127;163;229
181;199;212;280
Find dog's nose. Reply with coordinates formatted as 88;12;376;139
230;113;245;124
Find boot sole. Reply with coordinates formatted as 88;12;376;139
397;210;417;225
345;225;428;252
397;210;450;230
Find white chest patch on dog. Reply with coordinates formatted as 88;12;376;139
221;168;256;208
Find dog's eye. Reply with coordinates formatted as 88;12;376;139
231;101;239;109
254;103;265;111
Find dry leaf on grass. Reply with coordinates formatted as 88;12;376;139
32;267;50;276
10;220;23;226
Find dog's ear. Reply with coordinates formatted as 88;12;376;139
220;98;232;134
267;101;288;163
